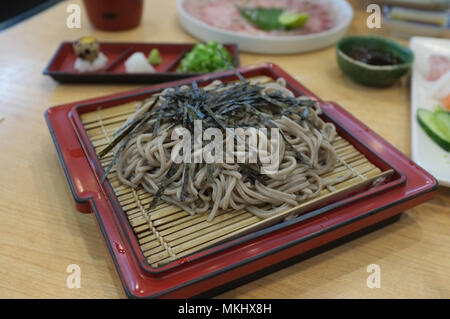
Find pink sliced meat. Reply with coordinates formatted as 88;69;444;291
183;0;334;36
428;55;450;81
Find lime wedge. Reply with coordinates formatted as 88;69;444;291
278;12;309;29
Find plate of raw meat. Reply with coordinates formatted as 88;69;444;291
178;0;353;54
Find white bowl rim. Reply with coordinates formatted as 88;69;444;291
177;0;354;42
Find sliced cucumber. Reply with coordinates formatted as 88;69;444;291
435;110;450;131
417;108;450;152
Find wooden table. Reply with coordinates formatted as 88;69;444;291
0;0;449;299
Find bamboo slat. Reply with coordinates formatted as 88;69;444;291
80;76;389;268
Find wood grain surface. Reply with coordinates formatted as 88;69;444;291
0;0;449;298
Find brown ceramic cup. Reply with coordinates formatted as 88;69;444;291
83;0;143;31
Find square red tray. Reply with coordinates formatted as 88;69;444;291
45;63;437;298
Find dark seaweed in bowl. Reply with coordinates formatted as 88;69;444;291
336;35;414;87
344;46;404;66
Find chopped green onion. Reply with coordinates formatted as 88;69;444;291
177;41;235;73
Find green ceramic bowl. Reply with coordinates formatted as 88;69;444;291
336;35;414;87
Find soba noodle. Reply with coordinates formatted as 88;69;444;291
104;78;346;221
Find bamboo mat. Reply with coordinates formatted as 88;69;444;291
80;76;388;268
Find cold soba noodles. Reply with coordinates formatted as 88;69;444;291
99;77;345;221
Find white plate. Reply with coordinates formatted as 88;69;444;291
177;0;353;54
410;36;450;187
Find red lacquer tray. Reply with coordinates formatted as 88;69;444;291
43;42;240;84
45;64;437;298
